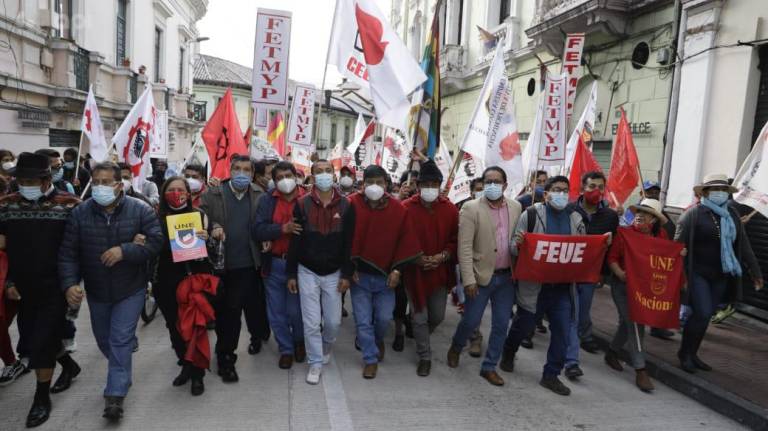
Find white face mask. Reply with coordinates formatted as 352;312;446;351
121;179;133;192
364;184;385;201
277;177;297;194
186;177;203;193
2;161;15;171
339;176;354;188
420;187;439;203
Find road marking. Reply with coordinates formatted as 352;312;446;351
322;358;355;431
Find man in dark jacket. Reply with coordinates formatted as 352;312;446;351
63;147;90;194
200;154;267;381
286;159;354;385
35;149;75;195
59;162;162;422
0;153;81;428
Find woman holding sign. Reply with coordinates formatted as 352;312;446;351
155;177;213;396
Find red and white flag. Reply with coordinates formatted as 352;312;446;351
565;81;598;171
347;113;367;154
382;128;410;183
354;119;380;168
81;85;108;163
329;0;426;131
113;83;159;190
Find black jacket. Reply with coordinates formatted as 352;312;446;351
59;194;163;303
569;197;619;235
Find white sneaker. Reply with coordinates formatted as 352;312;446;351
306;366;322;385
323;353;332;365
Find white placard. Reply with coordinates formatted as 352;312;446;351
150;110;169;158
252;8;291;110
537;73;568;167
561;33;585;122
286;83;316;150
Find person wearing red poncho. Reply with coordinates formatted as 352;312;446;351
402;160;458;377
349;165;421;380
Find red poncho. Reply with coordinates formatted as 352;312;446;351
176;274;219;369
349;193;421;275
402;195;458;312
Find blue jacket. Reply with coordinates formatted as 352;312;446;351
59;194;163;303
253;192;288;276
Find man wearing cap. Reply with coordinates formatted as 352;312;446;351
0;153;81;427
402;161;458;377
675;174;763;374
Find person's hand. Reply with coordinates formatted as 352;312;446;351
262;241;272;253
387;270;401;289
756;278;764;291
101;246;123;267
287;278;298;294
615;270;627;283
73;178;81;187
281;218;303;235
212;227;225;241
338;278;350;294
132;234;146;246
616;204;625;216
464;283;478;299
680;248;688;257
514;232;525;245
65;285;84;306
208;177;221;187
352;271;360;284
196;229;209;241
603;232;613;247
5;285;20;301
418;255;432;268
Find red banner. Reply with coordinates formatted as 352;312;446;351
514;233;608;284
621;228;685;329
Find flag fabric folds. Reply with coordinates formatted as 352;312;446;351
568;138;602;201
410;1;441;159
514;233;609;284
733;120;768;218
202;88;248;180
81;84;108;163
113;83;159;191
268;111;287;157
607;108;641;206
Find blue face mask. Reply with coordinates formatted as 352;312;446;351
19;185;43;201
548;192;569;210
230;173;251;191
483;183;503;201
707;191;729;206
51;169;64;183
64;161;75;170
92;185;117;206
314;173;334;192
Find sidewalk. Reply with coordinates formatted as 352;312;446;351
590;286;768;430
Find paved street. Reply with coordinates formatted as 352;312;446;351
0;299;745;431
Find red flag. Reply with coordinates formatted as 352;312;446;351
620;228;685;329
202;88;247;180
268;111;287;157
514;233;609;284
568;137;603;201
243;126;252;148
606;108;640;206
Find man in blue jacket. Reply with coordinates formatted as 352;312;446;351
59;162;162;422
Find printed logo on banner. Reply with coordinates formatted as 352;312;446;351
252;9;292;110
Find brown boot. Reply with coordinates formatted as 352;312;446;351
278;354;293;370
362;363;378;379
468;334;483;358
480;369;504;386
376;341;385;362
635;369;655;392
604;349;624;372
446;346;461;368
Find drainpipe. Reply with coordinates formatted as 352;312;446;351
659;0;684;208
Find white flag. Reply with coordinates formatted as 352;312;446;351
112;84;159;191
81;85;108;163
448;153;484;204
328;0;426;131
564;81;598;174
486;77;524;197
382;129;410;184
354;120;379;168
733;121;768;218
347;112;367;154
522;93;544;182
434;141;452;189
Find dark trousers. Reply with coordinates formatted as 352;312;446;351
394;282;408;321
155;277;186;361
215;267;260;364
244;274;270;343
683;273;728;355
17;288;66;370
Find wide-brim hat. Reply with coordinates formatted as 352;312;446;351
693;173;738;195
10;152;51;179
629;198;668;225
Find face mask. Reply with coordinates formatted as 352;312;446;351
583;189;603;205
267;179;275;192
122;179;133;192
483;183;503;201
420;187;439;203
707;191;729;206
64;161;75;169
92;185;117;206
230;173;251;191
277;177;297;194
19;185;43;201
314;173;333;192
339;176;354;188
364;184;385;201
472;191;484;200
186;178;203;193
548;192;569;210
51;169;64;183
2;161;15;171
165;191;188;210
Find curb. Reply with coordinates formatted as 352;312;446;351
592;330;768;431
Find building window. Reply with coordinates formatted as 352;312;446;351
499;0;510;23
179;46;185;89
154;27;163;82
331;123;338;144
344;122;350;144
116;0;128;66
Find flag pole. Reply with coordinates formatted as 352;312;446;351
443;148;464;194
313;0;340;154
74;131;84;184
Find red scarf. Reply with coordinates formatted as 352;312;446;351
402;195;458;311
349;192;421;274
176;274;219;369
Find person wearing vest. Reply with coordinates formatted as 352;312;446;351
447;166;522;386
286;160;354;385
253;161;305;370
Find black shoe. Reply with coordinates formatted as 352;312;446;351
248;340;262;355
580;340;600;354
499;350;515;373
103;396;124;421
25;400;51;428
50;362;81;394
218;365;239;383
650;328;675;340
173;364;192;387
416;360;431;377
692;355;713;372
677;350;697;374
564;365;584;380
520;337;534;350
392;335;405;352
190;377;204;396
540;376;571;396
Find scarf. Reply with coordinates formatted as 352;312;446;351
700;198;742;277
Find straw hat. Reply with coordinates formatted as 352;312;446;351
629;198;668;225
693;173;738;195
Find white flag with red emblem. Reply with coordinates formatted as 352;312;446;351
486;76;524;197
113;84;159;190
328;0;426;131
81;85;108;163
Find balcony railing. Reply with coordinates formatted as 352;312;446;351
533;0;592;26
475;18;521;66
440;44;466;79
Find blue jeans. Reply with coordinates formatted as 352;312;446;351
540;286;573;378
686;273;728;337
350;272;395;365
88;289;144;397
264;258;304;355
298;265;342;366
451;274;515;371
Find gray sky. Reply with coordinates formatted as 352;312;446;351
198;0;392;88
